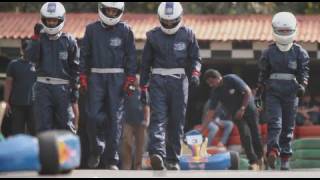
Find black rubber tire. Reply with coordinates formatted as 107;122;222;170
60;170;72;174
229;151;240;170
38;131;60;175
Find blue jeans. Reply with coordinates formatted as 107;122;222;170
207;120;234;146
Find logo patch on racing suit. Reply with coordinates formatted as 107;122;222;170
110;37;122;47
174;42;186;51
59;51;68;60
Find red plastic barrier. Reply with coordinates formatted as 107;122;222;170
294;125;320;138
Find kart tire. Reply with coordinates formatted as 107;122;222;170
229;151;240;170
38;131;60;175
60;169;72;174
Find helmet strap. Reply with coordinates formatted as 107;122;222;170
48;31;62;40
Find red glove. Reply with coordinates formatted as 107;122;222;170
123;76;136;96
80;74;88;91
31;34;40;41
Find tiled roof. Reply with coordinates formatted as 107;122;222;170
0;12;320;42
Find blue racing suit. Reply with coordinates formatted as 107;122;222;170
140;26;202;164
29;32;80;133
80;21;137;166
257;43;310;158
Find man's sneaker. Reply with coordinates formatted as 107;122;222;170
267;149;278;170
280;158;290;171
150;154;165;170
257;158;266;170
248;163;260;171
166;162;181;170
88;154;100;169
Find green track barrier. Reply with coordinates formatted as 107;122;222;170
0;133;4;141
292;149;320;160
239;158;249;170
290;159;320;169
293;138;320;150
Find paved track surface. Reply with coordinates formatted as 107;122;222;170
1;169;320;178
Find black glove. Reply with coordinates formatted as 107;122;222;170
140;86;150;105
71;87;79;103
190;70;200;87
191;75;200;87
297;84;306;98
34;23;44;35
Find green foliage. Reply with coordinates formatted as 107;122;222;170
1;2;320;14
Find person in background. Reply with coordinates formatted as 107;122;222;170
201;101;234;148
121;75;150;170
296;93;318;126
4;39;37;135
200;69;264;171
309;94;320;125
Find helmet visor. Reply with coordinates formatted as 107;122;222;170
160;17;181;29
273;27;295;36
100;5;123;19
41;17;63;28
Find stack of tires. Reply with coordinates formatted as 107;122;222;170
291;138;320;169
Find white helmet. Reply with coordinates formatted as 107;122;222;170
272;12;297;51
158;2;183;35
40;2;66;36
98;2;124;26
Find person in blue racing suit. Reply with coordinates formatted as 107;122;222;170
29;2;80;134
80;2;137;170
140;2;202;170
256;12;310;170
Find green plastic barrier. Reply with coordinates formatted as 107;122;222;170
292;149;320;160
239;158;249;170
0;133;4;141
293;138;320;150
290;159;320;169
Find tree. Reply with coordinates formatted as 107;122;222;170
1;2;320;14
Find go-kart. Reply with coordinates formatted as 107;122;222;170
179;130;240;170
0;100;80;175
0;130;81;175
